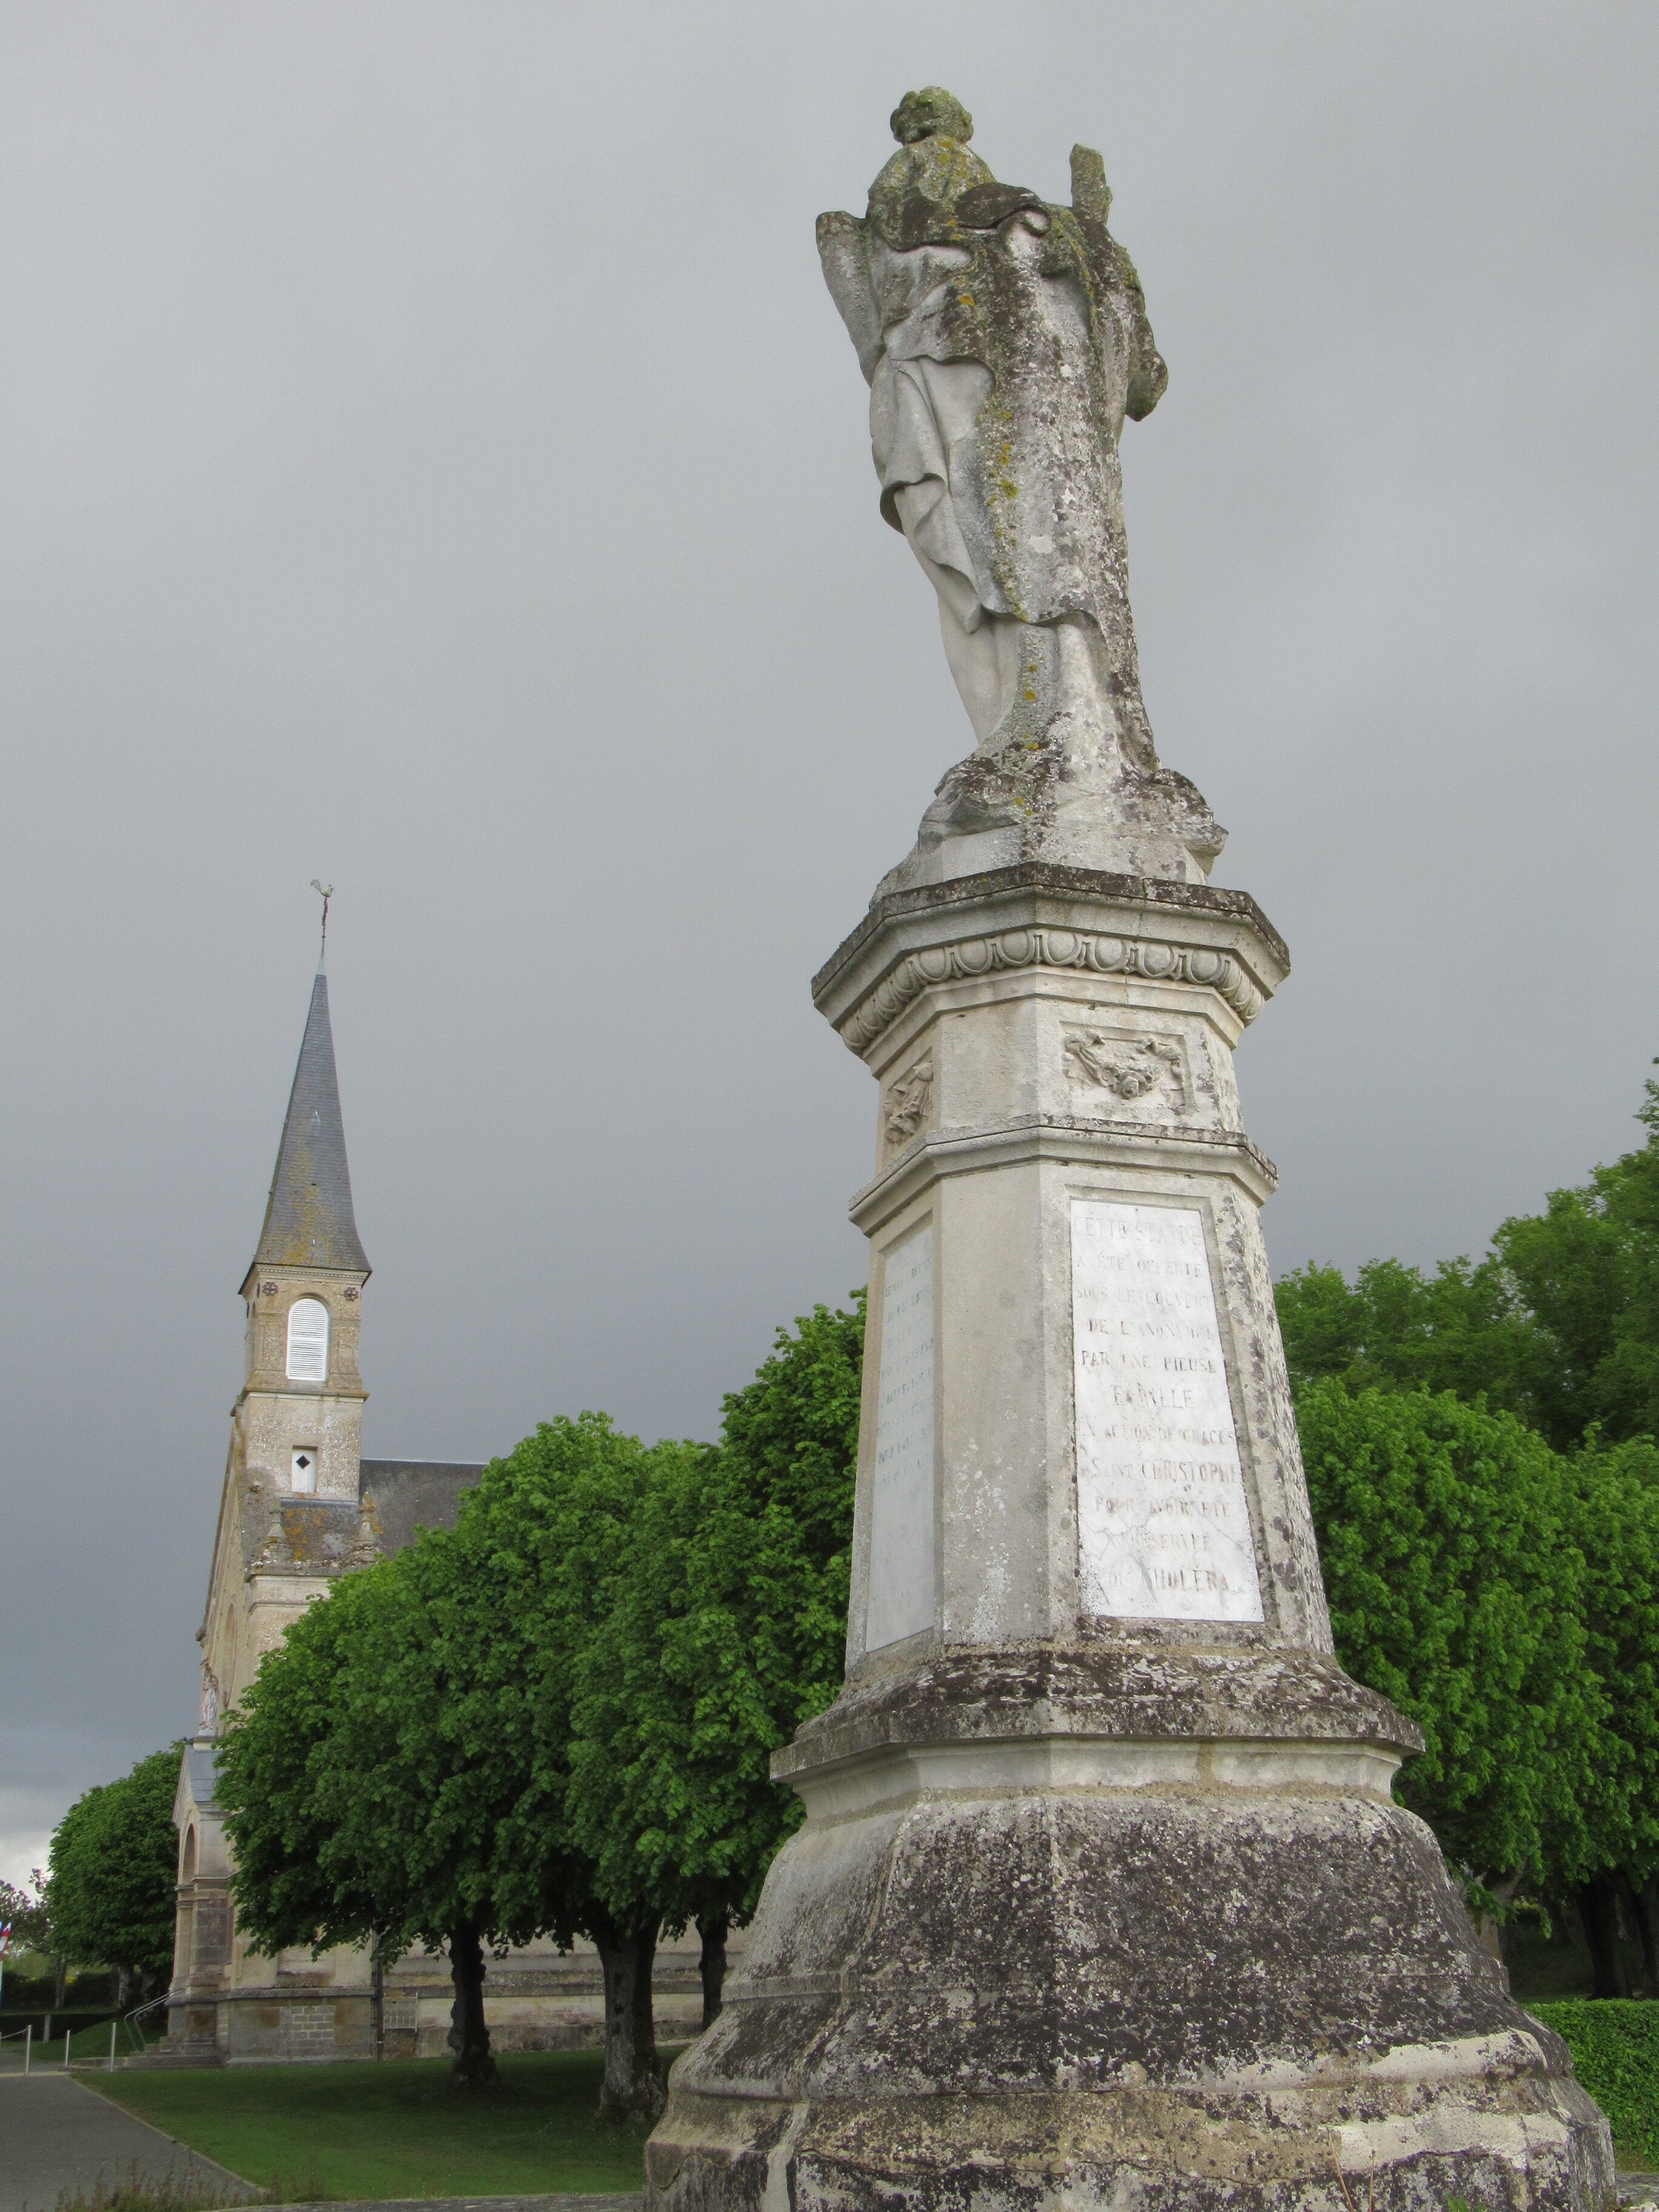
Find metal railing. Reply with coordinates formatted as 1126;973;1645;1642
121;1994;170;2061
0;1999;166;2071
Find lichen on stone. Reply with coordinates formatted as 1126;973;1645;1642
889;85;973;145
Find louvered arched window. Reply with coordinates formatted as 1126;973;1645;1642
286;1298;329;1383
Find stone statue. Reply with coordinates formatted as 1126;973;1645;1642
819;88;1223;888
644;92;1614;2212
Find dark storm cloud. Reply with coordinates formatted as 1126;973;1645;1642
2;2;1655;1868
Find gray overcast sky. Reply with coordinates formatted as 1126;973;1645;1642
3;2;1656;1881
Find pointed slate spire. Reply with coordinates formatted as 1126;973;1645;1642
249;965;370;1275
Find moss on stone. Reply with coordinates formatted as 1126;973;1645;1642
889;87;973;145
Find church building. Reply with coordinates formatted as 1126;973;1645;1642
167;953;716;2060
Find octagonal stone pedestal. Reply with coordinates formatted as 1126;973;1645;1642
643;866;1613;2212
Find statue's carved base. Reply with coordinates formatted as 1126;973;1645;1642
643;1652;1612;2212
876;745;1226;900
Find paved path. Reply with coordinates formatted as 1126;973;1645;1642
276;2201;638;2212
0;2074;252;2210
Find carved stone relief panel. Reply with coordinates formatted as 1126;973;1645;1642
1062;1025;1190;1116
884;1052;934;1147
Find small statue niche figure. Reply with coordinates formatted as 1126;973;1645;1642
819;90;1224;891
199;1668;220;1738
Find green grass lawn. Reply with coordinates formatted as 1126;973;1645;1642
89;2049;654;2200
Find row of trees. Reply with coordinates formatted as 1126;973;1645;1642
1279;1072;1659;1993
1278;1074;1659;1450
216;1298;863;2114
1294;1384;1659;1989
35;1073;1659;2077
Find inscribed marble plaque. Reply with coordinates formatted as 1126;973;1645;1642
866;1224;935;1649
1071;1200;1264;1623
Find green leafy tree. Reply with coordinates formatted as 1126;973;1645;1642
1558;1435;1659;1994
448;1410;677;2121
0;1871;51;1955
1275;1256;1546;1422
564;1445;739;2026
226;1411;677;2115
218;1398;838;2122
222;1307;863;2117
1278;1074;1659;1981
1295;1381;1607;1900
3;1871;69;2006
1278;1072;1659;1454
218;1531;585;2090
212;1574;378;1982
1495;1079;1659;1448
47;1747;181;2008
565;1298;863;2023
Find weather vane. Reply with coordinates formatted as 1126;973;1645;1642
310;879;333;965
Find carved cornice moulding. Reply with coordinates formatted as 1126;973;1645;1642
848;1113;1279;1235
836;926;1267;1056
816;864;1291;987
814;865;1289;1061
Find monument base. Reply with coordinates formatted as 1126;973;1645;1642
644;864;1612;2212
645;1649;1613;2212
874;750;1227;900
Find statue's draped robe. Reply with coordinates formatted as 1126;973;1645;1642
821;134;1168;769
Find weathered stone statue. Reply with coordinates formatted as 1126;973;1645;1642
645;93;1613;2212
819;87;1221;890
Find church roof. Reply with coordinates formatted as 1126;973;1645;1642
236;1464;484;1581
360;1461;486;1554
249;968;370;1276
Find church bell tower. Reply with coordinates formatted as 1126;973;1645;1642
207;947;372;1718
234;959;371;1532
169;951;374;2058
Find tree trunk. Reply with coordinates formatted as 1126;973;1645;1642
1472;1871;1522;1968
445;1923;498;2088
53;1957;67;2009
1627;1877;1659;1999
591;1908;664;2124
370;1936;386;2060
1577;1877;1631;1999
697;1913;729;2029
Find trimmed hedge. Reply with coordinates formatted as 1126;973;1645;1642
1532;2001;1659;2165
1;1978;116;2013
